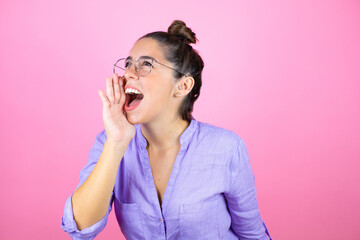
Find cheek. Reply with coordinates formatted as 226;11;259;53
145;82;173;104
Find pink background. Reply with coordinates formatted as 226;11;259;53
1;0;359;239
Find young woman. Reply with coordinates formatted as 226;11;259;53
61;20;272;240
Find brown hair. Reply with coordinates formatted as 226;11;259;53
139;20;204;122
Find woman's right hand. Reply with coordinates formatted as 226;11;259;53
98;74;135;144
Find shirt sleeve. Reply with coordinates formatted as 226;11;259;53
60;130;115;240
224;137;272;240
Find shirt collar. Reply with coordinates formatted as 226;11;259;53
135;118;198;150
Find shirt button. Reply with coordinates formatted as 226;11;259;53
160;218;163;222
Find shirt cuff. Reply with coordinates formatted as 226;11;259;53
60;192;112;240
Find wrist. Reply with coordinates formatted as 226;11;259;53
105;139;130;150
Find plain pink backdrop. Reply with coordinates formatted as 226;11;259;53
1;0;359;239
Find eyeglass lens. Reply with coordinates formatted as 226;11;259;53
114;58;153;77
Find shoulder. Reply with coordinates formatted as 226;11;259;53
196;120;242;142
195;120;243;151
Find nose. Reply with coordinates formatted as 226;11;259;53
123;62;140;81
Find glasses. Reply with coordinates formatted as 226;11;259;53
113;56;188;77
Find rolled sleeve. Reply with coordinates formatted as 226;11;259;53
60;192;114;240
224;137;272;240
61;130;114;239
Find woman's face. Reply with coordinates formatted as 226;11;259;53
123;37;180;124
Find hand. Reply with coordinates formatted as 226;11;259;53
98;74;135;144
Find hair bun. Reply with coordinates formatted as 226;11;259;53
168;20;197;44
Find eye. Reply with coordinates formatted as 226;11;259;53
140;60;153;67
125;61;132;69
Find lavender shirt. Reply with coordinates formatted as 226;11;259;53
61;119;272;240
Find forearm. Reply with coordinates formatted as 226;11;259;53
71;140;128;230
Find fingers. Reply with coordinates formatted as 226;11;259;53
104;74;125;107
119;76;126;106
98;89;110;108
106;76;115;103
113;73;121;103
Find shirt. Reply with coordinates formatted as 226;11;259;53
61;118;272;240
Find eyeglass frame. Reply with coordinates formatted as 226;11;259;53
113;56;188;77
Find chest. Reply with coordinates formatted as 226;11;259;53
147;147;180;206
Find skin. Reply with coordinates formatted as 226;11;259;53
123;38;196;205
123;37;195;149
72;37;195;230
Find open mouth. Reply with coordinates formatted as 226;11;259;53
124;87;144;110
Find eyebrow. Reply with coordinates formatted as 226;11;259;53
126;56;156;61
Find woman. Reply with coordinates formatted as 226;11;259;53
61;20;272;240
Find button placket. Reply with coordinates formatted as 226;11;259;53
136;120;198;239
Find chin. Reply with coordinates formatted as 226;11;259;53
125;111;145;125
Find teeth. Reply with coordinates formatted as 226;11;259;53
125;88;142;94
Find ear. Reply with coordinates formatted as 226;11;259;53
174;76;195;98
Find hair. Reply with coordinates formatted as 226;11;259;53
139;20;204;122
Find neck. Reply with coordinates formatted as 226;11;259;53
140;115;190;151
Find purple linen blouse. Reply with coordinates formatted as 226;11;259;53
61;119;272;240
